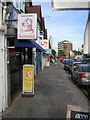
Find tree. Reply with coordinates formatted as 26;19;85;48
73;50;77;55
52;49;56;56
73;50;83;55
58;50;65;56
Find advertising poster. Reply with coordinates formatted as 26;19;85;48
70;51;73;58
18;14;37;39
40;40;49;49
23;65;34;95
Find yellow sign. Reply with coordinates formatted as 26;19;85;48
23;65;34;95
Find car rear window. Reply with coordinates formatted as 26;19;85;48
74;63;81;66
82;66;90;72
66;60;73;65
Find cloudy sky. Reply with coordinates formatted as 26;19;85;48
33;0;89;50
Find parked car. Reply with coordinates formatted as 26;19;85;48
87;58;90;64
64;59;74;71
81;58;88;64
69;61;82;74
81;58;90;64
72;64;90;86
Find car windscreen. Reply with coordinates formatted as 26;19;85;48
82;66;90;72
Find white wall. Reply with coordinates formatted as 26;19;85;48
13;0;25;12
84;12;90;55
42;53;46;70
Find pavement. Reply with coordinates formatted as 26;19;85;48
3;62;89;118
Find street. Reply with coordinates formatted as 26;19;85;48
3;63;89;118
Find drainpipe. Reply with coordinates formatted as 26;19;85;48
2;5;8;111
0;0;3;116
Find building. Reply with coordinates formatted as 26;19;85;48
58;40;73;56
0;0;46;114
0;0;53;115
83;11;90;56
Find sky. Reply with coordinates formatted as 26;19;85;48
33;0;89;51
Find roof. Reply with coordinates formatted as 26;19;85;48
26;5;42;22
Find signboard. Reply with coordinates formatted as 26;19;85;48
66;105;89;120
18;14;37;39
52;0;90;10
22;64;34;96
40;40;49;49
45;49;52;54
70;111;89;120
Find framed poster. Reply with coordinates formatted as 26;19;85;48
22;64;34;96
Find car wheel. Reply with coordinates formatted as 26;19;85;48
76;78;81;87
71;75;74;80
64;67;66;70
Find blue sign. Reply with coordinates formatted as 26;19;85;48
45;49;52;54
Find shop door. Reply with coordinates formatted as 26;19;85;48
10;49;22;100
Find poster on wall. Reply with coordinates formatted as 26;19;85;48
22;64;34;96
40;40;49;49
18;14;37;39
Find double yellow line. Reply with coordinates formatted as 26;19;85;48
82;88;88;96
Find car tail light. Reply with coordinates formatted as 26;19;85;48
73;67;75;70
80;73;86;78
87;63;90;64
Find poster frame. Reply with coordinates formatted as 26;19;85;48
22;64;34;96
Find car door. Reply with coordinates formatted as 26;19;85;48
74;65;79;81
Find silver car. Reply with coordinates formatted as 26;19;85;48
69;62;82;74
72;64;90;86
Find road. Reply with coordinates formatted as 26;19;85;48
3;62;90;118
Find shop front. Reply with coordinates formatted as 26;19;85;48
7;4;45;103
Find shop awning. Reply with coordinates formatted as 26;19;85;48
15;38;45;52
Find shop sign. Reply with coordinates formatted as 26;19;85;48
18;14;37;39
66;105;89;120
45;49;52;54
40;40;49;49
22;64;34;95
70;111;89;120
52;0;90;10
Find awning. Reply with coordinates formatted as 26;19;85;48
15;38;45;52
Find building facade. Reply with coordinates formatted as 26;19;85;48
58;40;73;56
83;11;90;56
0;0;53;115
